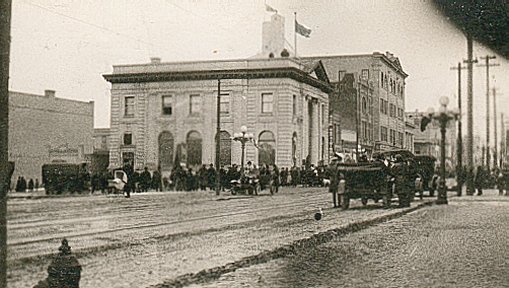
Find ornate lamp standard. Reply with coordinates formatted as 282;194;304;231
232;126;254;173
425;96;460;205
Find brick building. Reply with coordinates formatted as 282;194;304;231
103;57;331;172
8;90;94;183
303;52;408;155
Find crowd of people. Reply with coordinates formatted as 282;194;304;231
12;176;39;192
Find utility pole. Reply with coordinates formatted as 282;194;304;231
0;0;12;286
477;55;499;172
215;79;221;196
492;88;499;170
451;62;467;196
502;113;506;168
463;35;477;196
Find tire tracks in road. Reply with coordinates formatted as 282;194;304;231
8;191;329;266
149;201;434;288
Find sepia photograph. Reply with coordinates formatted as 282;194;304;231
1;0;509;287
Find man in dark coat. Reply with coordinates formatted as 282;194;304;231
207;164;216;190
475;166;485;196
391;155;410;207
328;157;341;207
152;168;162;192
140;167;151;192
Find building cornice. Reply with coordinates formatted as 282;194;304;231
103;67;333;93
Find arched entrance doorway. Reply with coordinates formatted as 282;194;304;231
158;131;174;171
258;131;275;166
186;131;202;167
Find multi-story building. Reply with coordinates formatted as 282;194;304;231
103;57;332;172
406;111;457;171
303;52;408;155
8;90;94;182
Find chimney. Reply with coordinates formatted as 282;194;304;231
44;90;56;98
150;57;161;64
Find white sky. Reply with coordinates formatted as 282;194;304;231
9;0;509;146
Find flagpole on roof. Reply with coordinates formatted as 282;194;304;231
294;12;297;59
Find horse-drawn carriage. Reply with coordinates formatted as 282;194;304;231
107;169;128;194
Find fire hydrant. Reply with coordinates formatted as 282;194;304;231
34;239;82;288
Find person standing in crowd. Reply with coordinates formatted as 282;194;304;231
140;167;151;192
152;167;162;192
15;176;21;192
28;178;34;191
391;154;410;208
207;164;216;190
328;155;341;208
290;165;299;187
496;172;505;196
280;168;288;186
199;165;208;191
271;164;280;193
474;166;485;196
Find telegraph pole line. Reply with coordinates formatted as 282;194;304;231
477;55;499;172
502;113;506;168
0;0;12;286
463;34;477;195
215;79;221;196
450;62;467;196
492;87;501;170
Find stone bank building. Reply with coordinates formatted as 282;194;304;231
103;58;332;172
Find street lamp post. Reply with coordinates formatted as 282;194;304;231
232;126;254;173
426;96;460;205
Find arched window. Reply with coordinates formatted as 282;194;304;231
186;131;202;167
218;131;231;166
258;131;276;166
158;131;174;171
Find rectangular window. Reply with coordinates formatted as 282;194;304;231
261;93;273;113
292;95;297;115
220;93;230;114
189;94;201;114
124;96;135;117
362;69;369;80
380;72;384;88
398;132;404;147
390;104;396;117
380;99;388;115
123;133;132;146
390;129;396;145
162;95;172;115
381;126;388;142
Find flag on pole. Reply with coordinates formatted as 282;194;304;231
265;4;278;13
295;20;311;38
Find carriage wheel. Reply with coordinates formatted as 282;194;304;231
361;197;368;206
